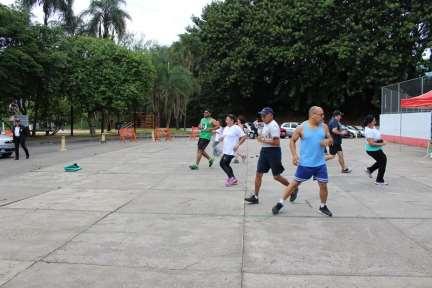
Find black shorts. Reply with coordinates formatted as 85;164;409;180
197;138;210;151
329;144;342;155
257;147;285;176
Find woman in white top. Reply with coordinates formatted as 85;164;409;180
363;115;388;185
219;114;247;187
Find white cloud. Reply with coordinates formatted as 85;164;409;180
0;0;212;45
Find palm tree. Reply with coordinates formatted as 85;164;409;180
22;0;67;26
81;0;131;40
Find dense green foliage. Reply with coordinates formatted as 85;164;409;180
182;0;432;119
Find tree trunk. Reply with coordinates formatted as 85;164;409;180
100;110;105;134
70;102;74;136
88;112;96;137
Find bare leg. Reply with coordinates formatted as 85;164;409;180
273;175;289;186
196;150;204;165
201;150;211;161
281;180;301;200
254;172;263;196
336;151;346;171
318;182;328;204
325;154;335;161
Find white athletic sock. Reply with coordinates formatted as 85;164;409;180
279;199;284;204
320;203;326;208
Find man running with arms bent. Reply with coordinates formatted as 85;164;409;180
272;106;334;217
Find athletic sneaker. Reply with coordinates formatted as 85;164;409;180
342;168;352;173
189;164;199;170
319;205;333;217
289;187;299;202
272;202;284;215
375;181;389;186
364;168;373;178
244;194;259;204
209;158;214;167
225;177;238;187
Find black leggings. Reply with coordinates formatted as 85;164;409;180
366;150;387;183
220;154;235;178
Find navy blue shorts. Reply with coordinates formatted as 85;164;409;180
294;164;328;183
257;147;285;176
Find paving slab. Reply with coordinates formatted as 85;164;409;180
0;209;104;261
45;213;243;272
243;273;432;288
243;217;432;277
1;262;241;288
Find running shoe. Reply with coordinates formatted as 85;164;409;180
319;205;333;217
272;202;284;215
289;187;299;202
374;181;389;186
342;168;352;174
209;158;215;167
189;164;199;170
230;177;238;185
244;194;259;204
364;168;373;178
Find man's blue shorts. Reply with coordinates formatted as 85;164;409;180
294;164;328;183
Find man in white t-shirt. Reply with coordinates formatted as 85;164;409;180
245;107;297;204
219;114;247;186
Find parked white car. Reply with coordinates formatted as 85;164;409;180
340;124;358;138
0;134;14;158
281;122;300;137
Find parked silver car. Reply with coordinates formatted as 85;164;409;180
0;134;14;158
281;122;300;137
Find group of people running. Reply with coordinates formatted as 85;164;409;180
189;106;388;217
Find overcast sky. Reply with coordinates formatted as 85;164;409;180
0;0;213;45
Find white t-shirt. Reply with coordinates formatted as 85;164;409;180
14;126;20;137
214;127;224;142
364;127;381;140
261;120;280;147
222;125;245;155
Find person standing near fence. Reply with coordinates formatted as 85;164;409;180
12;118;30;160
189;109;219;170
219;114;247;186
363;115;388;185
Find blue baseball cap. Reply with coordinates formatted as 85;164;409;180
258;107;274;115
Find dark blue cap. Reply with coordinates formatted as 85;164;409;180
258;107;274;115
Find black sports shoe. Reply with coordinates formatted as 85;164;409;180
319;205;333;217
272;202;284;215
342;168;352;174
244;194;259;204
289;187;299;202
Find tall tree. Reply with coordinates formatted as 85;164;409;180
22;0;68;26
81;0;131;40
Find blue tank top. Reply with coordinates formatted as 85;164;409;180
300;121;326;167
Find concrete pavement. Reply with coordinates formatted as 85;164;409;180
0;138;431;287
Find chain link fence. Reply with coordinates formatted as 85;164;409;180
382;76;432;114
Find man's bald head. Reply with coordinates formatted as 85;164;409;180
308;106;325;125
309;106;322;117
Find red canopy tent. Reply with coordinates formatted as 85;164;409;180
400;90;432;108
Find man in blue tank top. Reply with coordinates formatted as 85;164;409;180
272;106;334;217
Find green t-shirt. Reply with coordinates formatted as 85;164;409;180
199;117;213;140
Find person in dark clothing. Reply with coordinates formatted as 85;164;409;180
327;110;351;173
12;119;29;160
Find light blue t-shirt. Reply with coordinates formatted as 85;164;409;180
299;121;326;167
